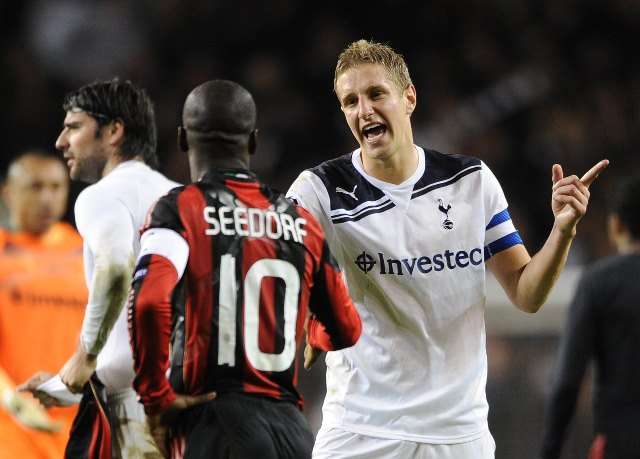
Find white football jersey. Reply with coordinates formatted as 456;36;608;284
75;160;179;393
287;146;521;443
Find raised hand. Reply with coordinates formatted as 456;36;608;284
551;160;609;235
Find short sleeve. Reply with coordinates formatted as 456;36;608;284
75;185;134;264
482;161;523;259
287;170;336;246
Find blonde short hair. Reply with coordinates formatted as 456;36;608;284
334;39;413;93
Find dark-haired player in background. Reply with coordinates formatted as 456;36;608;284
539;175;640;459
128;79;362;459
21;79;178;458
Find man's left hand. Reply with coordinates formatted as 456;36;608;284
550;159;609;235
59;345;97;393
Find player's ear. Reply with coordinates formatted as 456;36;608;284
248;129;258;156
106;119;125;147
404;84;416;116
178;126;189;152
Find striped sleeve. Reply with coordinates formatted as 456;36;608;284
128;253;178;415
482;162;523;260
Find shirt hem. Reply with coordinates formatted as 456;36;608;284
323;420;489;444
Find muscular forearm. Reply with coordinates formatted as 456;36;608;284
81;253;135;355
514;224;574;313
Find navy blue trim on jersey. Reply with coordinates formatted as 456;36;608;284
484;231;523;260
310;154;386;208
331;200;396;224
311;148;483;224
412;149;482;200
486;208;511;230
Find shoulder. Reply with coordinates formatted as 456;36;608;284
422;148;482;184
140;166;181;192
423;148;482;174
289;153;356;196
74;179;133;236
143;184;191;232
150;184;189;212
309;153;379;199
75;178;126;217
75;181;107;211
583;254;637;282
308;152;359;186
410;148;484;200
104;161;179;194
570;255;634;306
307;152;387;212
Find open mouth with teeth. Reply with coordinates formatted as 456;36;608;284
362;123;387;142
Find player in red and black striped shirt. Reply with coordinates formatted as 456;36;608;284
128;80;362;459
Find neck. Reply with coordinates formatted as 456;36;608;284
361;143;417;185
102;153;141;178
190;150;249;181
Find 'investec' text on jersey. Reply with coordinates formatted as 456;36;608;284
355;248;483;275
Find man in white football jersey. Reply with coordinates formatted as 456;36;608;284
287;40;609;459
21;79;179;458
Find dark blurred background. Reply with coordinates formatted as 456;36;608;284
2;0;637;457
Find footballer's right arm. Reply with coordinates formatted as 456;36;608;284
128;193;216;420
128;225;214;456
128;228;188;415
59;189;136;392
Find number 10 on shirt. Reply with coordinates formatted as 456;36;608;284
217;254;300;372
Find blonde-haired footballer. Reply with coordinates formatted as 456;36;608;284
288;39;608;459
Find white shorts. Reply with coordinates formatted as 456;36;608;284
107;388;163;459
313;426;495;459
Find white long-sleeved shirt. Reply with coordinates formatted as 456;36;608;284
75;160;179;392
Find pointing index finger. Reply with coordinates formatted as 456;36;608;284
580;159;609;188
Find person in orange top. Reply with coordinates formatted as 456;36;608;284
0;151;87;459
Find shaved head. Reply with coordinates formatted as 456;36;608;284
182;80;256;141
180;80;258;181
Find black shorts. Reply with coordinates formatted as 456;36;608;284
175;393;314;459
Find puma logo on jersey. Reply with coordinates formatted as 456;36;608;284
336;185;358;201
